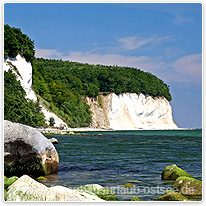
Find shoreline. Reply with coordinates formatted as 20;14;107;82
37;127;201;134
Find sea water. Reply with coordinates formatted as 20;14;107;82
42;130;202;201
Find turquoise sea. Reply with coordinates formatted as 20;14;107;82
41;130;202;201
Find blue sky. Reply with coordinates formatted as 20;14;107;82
4;3;202;128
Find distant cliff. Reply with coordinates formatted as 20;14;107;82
86;93;178;130
4;54;177;130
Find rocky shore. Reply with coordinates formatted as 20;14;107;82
4;120;202;201
4;164;202;201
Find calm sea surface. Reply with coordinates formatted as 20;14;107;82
42;130;202;201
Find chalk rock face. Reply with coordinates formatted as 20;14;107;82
3;54;68;128
4;120;59;176
40;105;68;129
87;93;178;130
4;54;37;101
5;175;104;201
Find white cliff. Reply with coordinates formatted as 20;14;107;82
4;54;37;101
4;54;177;130
87;93;178;130
4;54;67;128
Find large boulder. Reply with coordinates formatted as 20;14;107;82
4;120;59;176
161;164;192;180
173;176;202;196
5;175;104;201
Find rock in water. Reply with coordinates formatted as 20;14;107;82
77;184;118;201
4;120;59;176
49;138;59;144
173;177;202;196
5;175;104;201
158;191;188;201
161;164;192;180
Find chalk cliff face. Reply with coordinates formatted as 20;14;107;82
4;54;67;128
4;54;37;101
4;54;177;130
86;93;178;130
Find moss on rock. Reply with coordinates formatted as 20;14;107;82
36;176;47;180
130;196;142;201
124;183;134;187
4;176;19;189
158;191;188;201
161;164;192;180
77;184;118;201
4;157;44;177
173;176;202;196
5;175;104;201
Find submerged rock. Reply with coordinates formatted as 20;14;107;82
158;191;188;201
4;120;59;176
161;164;192;180
123;183;134;187
173;176;202;196
130;197;142;201
77;184;118;201
5;175;104;201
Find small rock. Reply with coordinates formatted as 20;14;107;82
123;183;134;187
161;164;192;180
158;191;188;201
77;184;118;201
173;176;202;196
49;138;59;144
130;196;142;201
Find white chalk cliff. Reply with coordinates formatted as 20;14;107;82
4;54;67;128
4;54;178;130
86;93;178;130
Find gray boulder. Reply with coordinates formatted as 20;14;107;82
4;120;59;176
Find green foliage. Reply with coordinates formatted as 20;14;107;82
4;24;35;62
4;70;46;127
98;95;103;108
32;58;172;102
49;117;55;127
32;58;172;127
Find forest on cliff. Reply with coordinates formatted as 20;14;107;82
4;24;172;128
